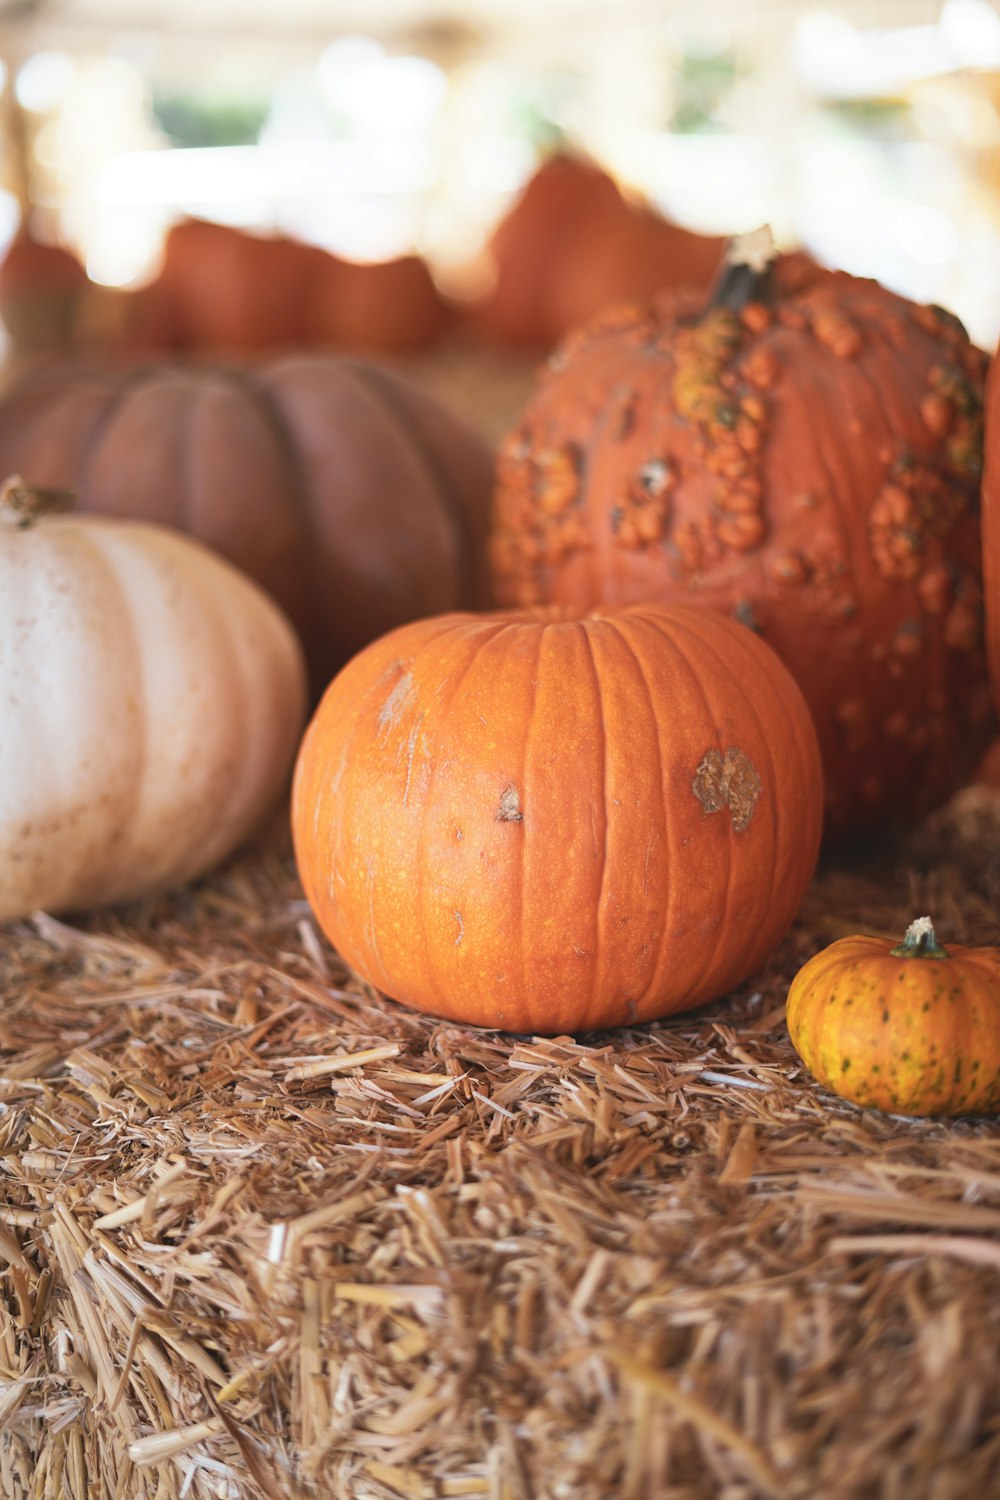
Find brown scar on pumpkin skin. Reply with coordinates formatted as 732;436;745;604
497;785;523;822
692;747;762;832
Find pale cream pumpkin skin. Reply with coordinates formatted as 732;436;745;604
0;506;307;919
292;601;824;1034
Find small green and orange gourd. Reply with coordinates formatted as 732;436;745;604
787;917;1000;1116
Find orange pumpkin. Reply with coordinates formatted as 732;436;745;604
124;218;449;355
292;600;823;1034
147;217;320;351
545;201;725;343
787;917;1000;1116
0;229;88;351
491;232;991;838
979;352;1000;722
467;151;724;349
311;250;450;354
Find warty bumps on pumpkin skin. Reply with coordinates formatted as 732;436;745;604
489;239;992;841
291;601;823;1035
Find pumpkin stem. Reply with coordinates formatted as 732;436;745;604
889;915;950;959
710;225;778;313
0;474;76;530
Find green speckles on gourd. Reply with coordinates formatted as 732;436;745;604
786;917;1000;1118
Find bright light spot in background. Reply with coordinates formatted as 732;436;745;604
317;36;384;97
16;52;74;113
792;12;858;96
319;39;446;137
0;189;21;252
898;203;959;266
664;11;733;60
940;0;1000;67
85;209;164;286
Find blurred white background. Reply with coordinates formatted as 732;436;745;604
1;0;999;346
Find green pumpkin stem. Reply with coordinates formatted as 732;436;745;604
0;474;76;530
890;915;950;960
710;225;778;313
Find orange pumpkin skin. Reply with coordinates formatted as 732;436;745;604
0;231;88;351
134;218;449;356
469;152;625;348
491;265;991;839
544;204;725;345
151;218;320;351
468;151;723;350
311;252;450;354
787;921;1000;1116
0;355;494;695
980;353;1000;717
292;601;823;1034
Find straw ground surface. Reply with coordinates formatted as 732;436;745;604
3;783;1000;1500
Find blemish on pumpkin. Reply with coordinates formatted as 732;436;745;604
497;785;523;823
732;599;760;633
401;719;421;806
454;911;464;947
626;1001;639;1023
378;672;415;729
691;747;762;833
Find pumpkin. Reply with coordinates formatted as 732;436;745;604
0;354;494;695
544;201;725;345
786;917;1000;1116
0;229;88;352
467;150;724;349
978;350;1000;719
133;218;449;355
311;250;450;355
490;230;992;838
291;600;823;1034
145;218;323;352
0;479;307;921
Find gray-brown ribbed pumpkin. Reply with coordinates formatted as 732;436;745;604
0;354;493;694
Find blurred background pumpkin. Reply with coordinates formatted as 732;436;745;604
0;0;999;370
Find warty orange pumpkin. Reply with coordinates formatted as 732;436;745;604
292;600;823;1034
786;917;1000;1117
490;230;991;838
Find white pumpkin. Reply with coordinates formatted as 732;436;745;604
0;484;307;919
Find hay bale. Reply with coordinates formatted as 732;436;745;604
4;789;1000;1499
